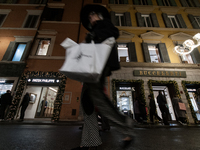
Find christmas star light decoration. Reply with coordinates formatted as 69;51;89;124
174;33;200;55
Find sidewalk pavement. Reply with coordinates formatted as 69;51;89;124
1;119;200;128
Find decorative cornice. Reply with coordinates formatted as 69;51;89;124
134;6;155;14
108;4;131;12
47;3;65;8
160;7;180;15
119;30;135;38
169;32;193;41
120;62;200;69
140;31;164;40
185;8;200;16
38;30;57;35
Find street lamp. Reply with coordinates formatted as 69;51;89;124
174;33;200;55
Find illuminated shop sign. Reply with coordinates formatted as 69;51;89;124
133;70;186;78
119;87;131;90
27;78;60;83
0;80;5;83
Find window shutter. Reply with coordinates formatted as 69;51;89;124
110;11;117;26
124;12;132;26
21;41;32;61
180;0;188;7
188;14;200;29
191;48;200;64
109;0;114;4
28;0;35;3
175;14;187;28
193;0;200;7
157;43;170;63
2;41;17;61
156;0;163;6
42;0;48;4
128;42;137;62
147;0;152;5
169;0;177;6
162;13;172;28
150;13;159;27
136;12;144;27
13;0;18;3
124;0;128;4
133;0;140;5
142;43;151;62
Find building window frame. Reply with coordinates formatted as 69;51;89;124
22;10;42;28
168;15;179;28
141;14;152;27
162;0;171;6
115;13;125;26
0;9;11;27
30;35;56;57
148;44;162;63
117;43;129;62
194;16;200;28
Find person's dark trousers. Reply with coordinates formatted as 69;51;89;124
150;109;162;122
20;105;28;120
100;114;110;130
0;104;8;119
159;105;169;125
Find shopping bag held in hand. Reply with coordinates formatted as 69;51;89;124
178;102;186;111
59;37;115;83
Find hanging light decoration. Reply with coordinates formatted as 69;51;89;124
174;33;200;55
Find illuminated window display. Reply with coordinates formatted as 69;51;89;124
0;80;14;96
116;90;134;119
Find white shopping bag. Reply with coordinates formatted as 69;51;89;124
59;37;115;83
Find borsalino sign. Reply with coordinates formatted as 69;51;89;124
133;70;186;78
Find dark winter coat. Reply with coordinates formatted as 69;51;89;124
149;97;156;111
21;94;30;107
157;94;167;106
1;93;12;105
86;18;120;76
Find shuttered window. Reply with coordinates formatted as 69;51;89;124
29;0;48;4
188;14;200;29
2;41;31;61
133;0;152;5
0;0;18;4
24;15;39;28
162;13;187;28
157;0;177;6
117;42;137;62
180;0;200;7
0;14;6;26
142;42;170;63
42;8;64;21
136;13;159;27
111;11;132;26
93;0;102;3
109;0;128;4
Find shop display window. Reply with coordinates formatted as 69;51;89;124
0;80;14;97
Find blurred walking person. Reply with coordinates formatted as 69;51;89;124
0;90;12;121
19;92;30;121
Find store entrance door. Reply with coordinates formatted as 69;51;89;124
153;86;176;121
35;87;58;118
187;89;200;121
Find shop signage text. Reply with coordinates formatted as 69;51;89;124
27;78;60;83
133;70;186;78
119;87;131;90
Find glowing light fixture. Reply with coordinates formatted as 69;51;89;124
174;33;200;55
